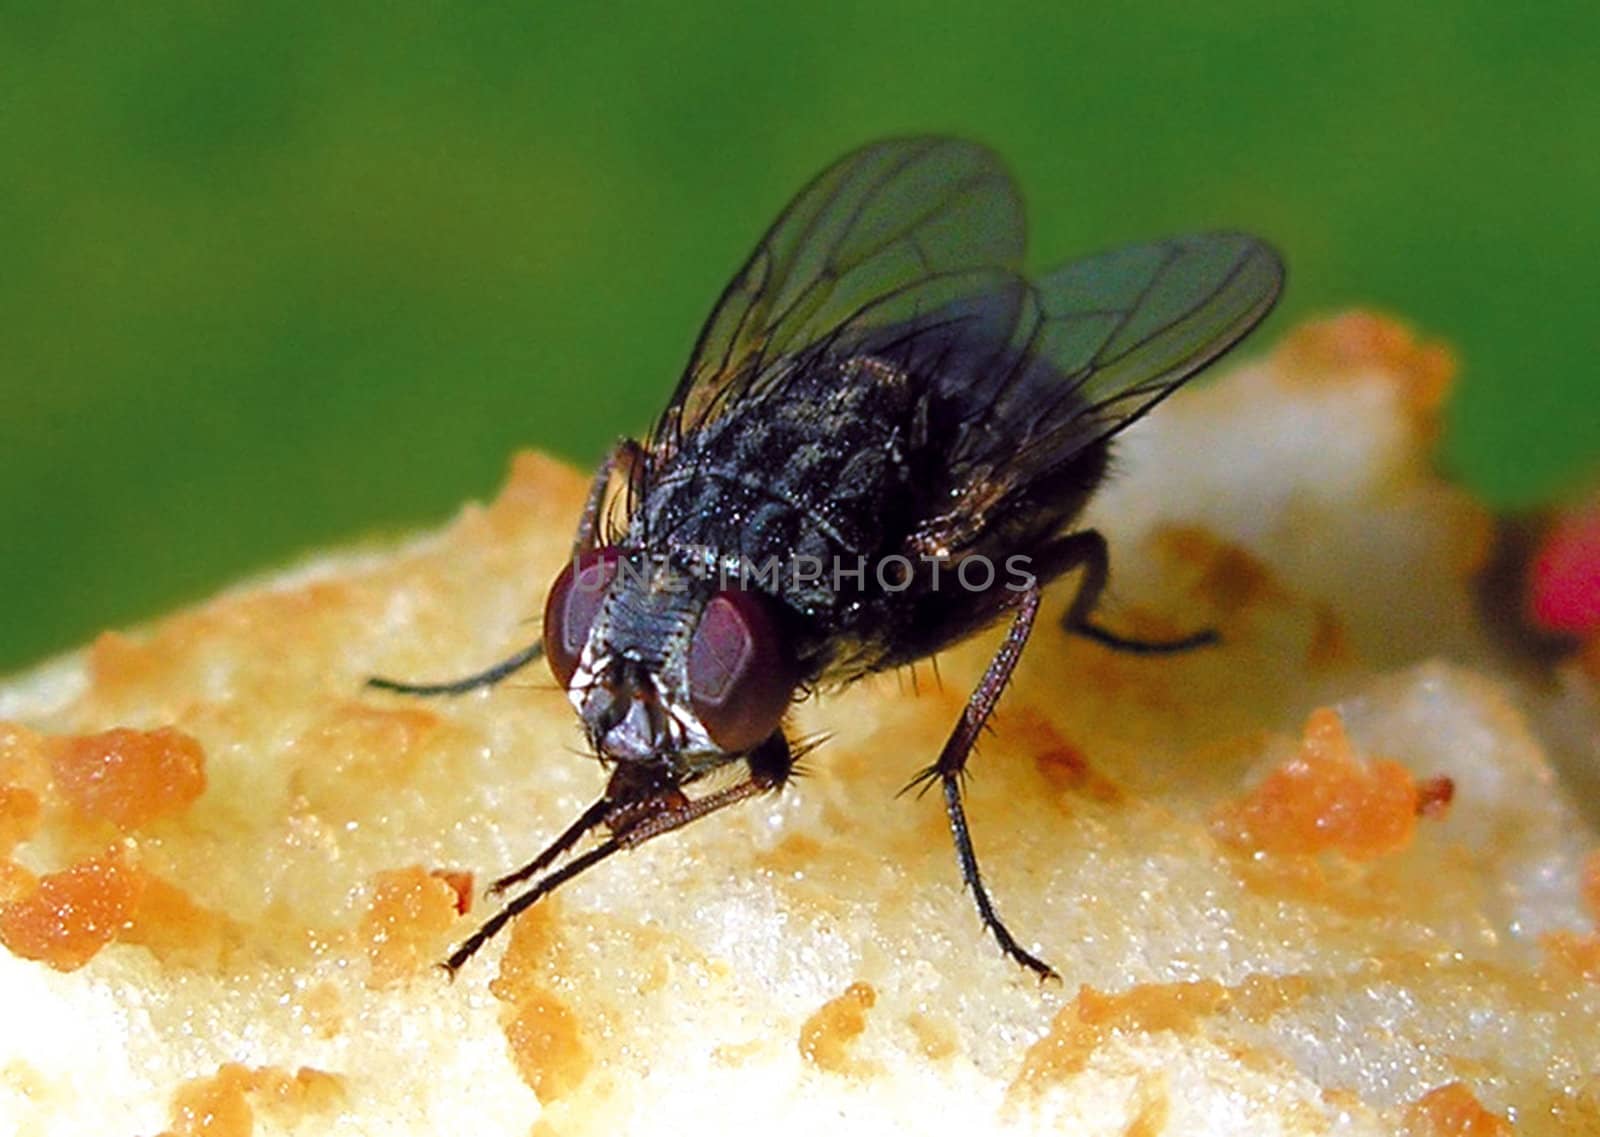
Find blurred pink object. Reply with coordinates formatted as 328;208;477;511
1528;499;1600;635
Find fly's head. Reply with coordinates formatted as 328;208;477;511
542;546;800;768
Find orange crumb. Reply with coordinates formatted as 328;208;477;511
1324;1087;1365;1112
0;856;231;972
710;1037;769;1066
1005;708;1123;804
1415;776;1456;820
1541;931;1600;981
1156;526;1289;615
162;1063;344;1137
752;832;828;875
361;866;461;987
303;703;443;791
905;1011;959;1062
1228;851;1345;910
487;905;592;1102
1540;852;1600;981
1013;981;1228;1093
1212;708;1420;860
799;981;878;1075
1125;1073;1172;1137
1581;850;1600;925
244;1066;344;1117
1404;1082;1513;1137
432;869;475;916
120;870;232;971
0;723;49;792
1307;604;1356;671
0;851;144;971
87;631;169;694
1230;972;1312;1022
295;981;347;1041
50;726;206;832
489;903;563;1008
0;858;38;905
0;785;41;854
163;1064;253;1137
503;987;591;1102
1277;311;1456;420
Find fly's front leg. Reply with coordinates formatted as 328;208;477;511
610;732;793;849
907;584;1058;980
486;797;612;897
444;734;793;974
367;437;644;697
573;436;645;557
1056;529;1217;654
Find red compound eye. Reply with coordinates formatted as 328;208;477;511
543;546;623;687
686;589;799;752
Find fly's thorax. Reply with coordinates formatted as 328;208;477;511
629;356;921;629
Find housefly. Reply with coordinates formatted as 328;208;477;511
370;137;1284;979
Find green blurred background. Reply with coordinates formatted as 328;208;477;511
3;3;1597;674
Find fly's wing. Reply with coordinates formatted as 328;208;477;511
650;137;1025;457
851;233;1283;670
647;137;1282;569
900;233;1285;547
1017;232;1284;460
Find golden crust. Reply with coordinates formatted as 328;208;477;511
1;314;1598;1135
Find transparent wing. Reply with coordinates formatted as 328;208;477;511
1013;231;1285;461
652;136;1025;452
859;233;1284;551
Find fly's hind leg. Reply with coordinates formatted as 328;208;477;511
1055;529;1217;654
366;437;644;697
906;584;1058;980
904;527;1212;979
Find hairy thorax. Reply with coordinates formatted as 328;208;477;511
631;356;918;629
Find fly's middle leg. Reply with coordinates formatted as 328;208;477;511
1056;529;1218;654
365;437;645;697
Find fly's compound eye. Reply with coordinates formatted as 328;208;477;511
543;546;624;688
687;589;799;752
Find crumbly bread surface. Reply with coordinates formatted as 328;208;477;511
1;313;1597;1136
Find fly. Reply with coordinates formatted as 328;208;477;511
370;137;1285;979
